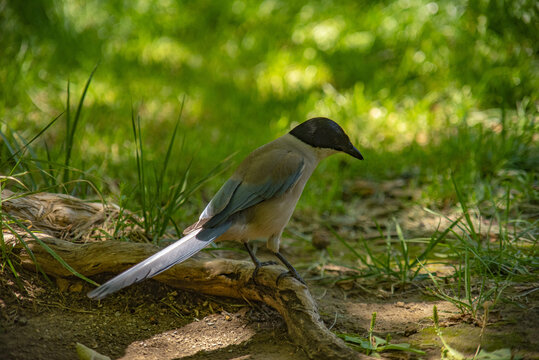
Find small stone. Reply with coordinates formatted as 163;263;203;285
312;229;332;250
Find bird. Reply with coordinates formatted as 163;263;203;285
88;117;363;300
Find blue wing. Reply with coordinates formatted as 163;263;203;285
201;151;305;228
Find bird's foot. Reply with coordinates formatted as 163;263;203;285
244;243;279;285
251;260;278;285
272;251;306;286
276;269;306;286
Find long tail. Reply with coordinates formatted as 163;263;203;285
87;223;231;300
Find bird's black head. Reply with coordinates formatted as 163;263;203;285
289;117;363;160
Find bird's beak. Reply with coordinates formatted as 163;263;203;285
344;144;364;160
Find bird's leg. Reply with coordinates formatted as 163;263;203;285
244;243;277;284
274;251;306;285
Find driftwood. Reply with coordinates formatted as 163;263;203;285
1;190;366;360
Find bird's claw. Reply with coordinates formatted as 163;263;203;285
276;270;306;286
251;260;278;285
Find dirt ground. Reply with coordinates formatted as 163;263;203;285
1;252;537;360
1;268;306;360
1;180;537;359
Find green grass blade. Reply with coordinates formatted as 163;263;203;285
0;202;24;289
0;112;62;169
411;211;463;268
465;249;472;315
158;96;185;194
327;225;362;260
63;64;98;184
0;129;38;189
1;219;48;282
451;172;479;243
131;107;148;235
4;213;98;286
65;78;71;154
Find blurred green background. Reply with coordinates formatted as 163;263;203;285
0;0;537;226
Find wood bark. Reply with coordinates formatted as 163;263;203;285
1;190;366;359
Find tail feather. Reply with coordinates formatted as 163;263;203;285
87;223;231;300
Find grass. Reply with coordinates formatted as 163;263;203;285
337;312;425;356
0;1;537;357
424;173;535;321
62;64;99;185
0;72;229;283
330;164;536;321
431;305;520;359
130;98;232;242
2;1;536;207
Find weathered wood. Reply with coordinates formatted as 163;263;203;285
2;190;366;359
1;189;146;242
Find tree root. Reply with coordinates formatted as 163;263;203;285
2;190;366;359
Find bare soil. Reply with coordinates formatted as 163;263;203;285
1;251;537;360
1;180;537;359
0;270;305;360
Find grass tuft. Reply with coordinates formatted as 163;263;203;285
337;311;425;356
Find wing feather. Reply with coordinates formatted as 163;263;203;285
204;150;305;228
